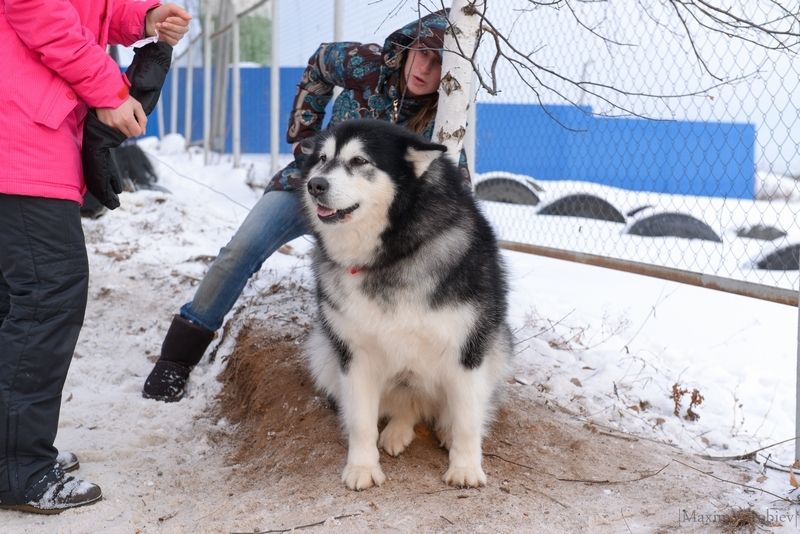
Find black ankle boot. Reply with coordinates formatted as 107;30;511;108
142;315;214;402
0;466;102;515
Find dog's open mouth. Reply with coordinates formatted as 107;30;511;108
316;202;360;223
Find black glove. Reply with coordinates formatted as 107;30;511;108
82;115;127;209
125;40;174;115
82;41;173;209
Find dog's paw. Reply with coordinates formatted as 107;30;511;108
379;421;415;456
443;464;487;488
342;463;386;490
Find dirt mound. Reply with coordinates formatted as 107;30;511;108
217;323;571;490
214;321;765;532
216;323;343;481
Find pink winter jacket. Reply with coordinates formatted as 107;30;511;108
0;0;160;204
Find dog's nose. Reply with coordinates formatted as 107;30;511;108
307;177;329;197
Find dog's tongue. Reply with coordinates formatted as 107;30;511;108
317;205;336;217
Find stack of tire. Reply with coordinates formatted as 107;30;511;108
474;173;795;270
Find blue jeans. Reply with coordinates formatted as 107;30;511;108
180;190;309;332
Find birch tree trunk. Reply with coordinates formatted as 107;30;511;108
432;0;484;165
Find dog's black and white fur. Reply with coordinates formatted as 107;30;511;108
300;119;512;490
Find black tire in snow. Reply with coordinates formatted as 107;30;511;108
627;212;722;243
538;193;626;223
756;244;800;271
474;177;541;206
736;224;787;241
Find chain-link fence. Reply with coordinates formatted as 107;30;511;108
468;1;800;303
143;0;800;302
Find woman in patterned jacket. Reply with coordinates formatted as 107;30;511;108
143;10;470;402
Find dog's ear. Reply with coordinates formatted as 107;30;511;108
405;139;447;178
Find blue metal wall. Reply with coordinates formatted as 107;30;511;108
147;67;756;199
147;66;305;154
477;103;755;199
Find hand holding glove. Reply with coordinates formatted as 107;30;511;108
96;96;147;138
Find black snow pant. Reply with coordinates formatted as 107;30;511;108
0;194;88;505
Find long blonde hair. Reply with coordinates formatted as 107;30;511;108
408;98;438;135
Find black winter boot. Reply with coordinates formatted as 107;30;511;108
142;315;214;402
0;467;102;515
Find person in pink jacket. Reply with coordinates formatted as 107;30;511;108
0;0;190;514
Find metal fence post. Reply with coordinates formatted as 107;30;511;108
184;39;194;147
331;0;343;102
334;0;342;40
232;13;241;168
211;1;233;153
270;0;280;174
170;54;178;134
156;93;164;139
203;8;212;164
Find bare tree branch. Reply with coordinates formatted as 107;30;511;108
427;0;800;124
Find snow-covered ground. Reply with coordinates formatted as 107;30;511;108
4;134;800;532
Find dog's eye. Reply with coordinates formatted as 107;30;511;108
350;156;368;166
319;153;327;163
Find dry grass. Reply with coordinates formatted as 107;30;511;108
719;508;772;533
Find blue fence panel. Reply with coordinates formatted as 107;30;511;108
566;114;754;198
145;66;304;154
476;104;592;181
477;103;755;199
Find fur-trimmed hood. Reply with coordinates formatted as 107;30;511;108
377;10;448;99
382;10;448;70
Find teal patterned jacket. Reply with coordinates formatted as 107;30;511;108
267;10;470;192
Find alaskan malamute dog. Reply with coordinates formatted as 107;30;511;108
300;120;512;490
